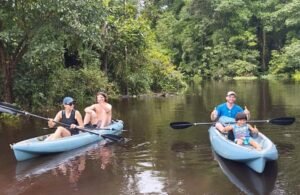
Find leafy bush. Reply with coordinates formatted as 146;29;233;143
147;48;187;92
228;60;258;77
269;40;300;76
48;66;115;106
292;71;300;81
199;42;259;79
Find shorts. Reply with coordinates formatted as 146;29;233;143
84;124;98;129
235;136;252;145
69;128;79;135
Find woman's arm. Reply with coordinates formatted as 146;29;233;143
75;111;84;128
48;111;62;128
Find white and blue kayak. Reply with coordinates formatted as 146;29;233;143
209;117;278;173
11;120;124;161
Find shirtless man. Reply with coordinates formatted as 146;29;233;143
83;92;112;128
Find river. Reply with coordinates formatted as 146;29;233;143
0;80;299;194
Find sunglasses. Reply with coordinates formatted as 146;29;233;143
66;102;75;106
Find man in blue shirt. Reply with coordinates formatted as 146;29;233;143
210;91;250;133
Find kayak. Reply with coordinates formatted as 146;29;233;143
209;117;278;173
213;150;277;194
11;120;123;161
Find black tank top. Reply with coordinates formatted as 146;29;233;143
61;110;79;135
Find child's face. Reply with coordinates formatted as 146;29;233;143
237;118;247;125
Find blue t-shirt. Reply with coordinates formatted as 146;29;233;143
216;103;243;119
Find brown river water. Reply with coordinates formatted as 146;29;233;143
0;80;299;195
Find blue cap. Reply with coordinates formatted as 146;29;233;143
63;97;74;105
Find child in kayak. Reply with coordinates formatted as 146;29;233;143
210;91;250;141
224;112;262;150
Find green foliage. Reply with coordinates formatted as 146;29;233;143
4;0;300;109
228;60;258;77
147;47;187;92
48;67;114;106
126;70;152;95
14;63;114;108
269;40;300;76
292;71;300;81
0;113;19;120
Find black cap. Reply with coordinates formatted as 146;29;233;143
235;112;247;121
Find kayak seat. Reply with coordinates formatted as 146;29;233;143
37;135;48;141
219;130;235;142
227;131;235;141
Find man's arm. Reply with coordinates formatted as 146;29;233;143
84;104;96;113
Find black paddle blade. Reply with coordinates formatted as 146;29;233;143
170;122;193;129
101;134;124;142
269;117;295;125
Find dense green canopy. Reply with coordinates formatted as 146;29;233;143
1;0;300;108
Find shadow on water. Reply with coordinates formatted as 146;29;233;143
170;141;194;152
275;142;295;156
213;151;278;195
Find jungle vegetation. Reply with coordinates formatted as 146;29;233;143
1;0;300;108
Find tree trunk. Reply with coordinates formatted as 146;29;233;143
0;20;11;102
102;51;108;74
261;29;267;72
3;62;14;102
101;21;109;74
0;43;14;102
0;30;28;102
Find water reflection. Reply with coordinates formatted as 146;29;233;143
136;170;166;194
51;156;86;189
116;140;171;195
213;150;277;194
15;142;113;184
88;146;114;170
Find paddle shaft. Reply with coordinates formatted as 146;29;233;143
170;117;295;129
0;103;112;135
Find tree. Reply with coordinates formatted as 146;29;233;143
0;0;106;102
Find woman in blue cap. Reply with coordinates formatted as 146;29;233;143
45;97;84;141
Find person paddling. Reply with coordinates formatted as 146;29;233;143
210;91;250;138
45;97;84;141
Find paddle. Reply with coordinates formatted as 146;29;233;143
0;102;123;142
0;102;21;115
170;117;295;129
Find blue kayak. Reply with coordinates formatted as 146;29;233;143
209;117;278;173
11;120;123;161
